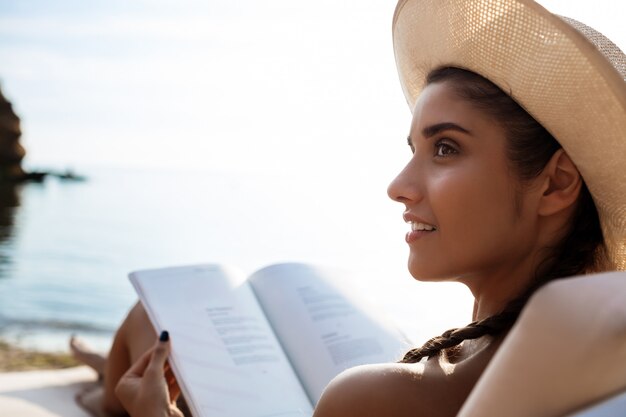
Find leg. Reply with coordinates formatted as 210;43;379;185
70;335;107;377
75;301;157;417
101;301;157;415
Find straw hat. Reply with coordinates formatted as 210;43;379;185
392;0;626;271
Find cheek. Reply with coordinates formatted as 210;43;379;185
431;165;518;250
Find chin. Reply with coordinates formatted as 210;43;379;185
408;261;458;282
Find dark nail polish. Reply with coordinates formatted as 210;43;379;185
159;330;169;342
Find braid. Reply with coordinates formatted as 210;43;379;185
400;298;523;363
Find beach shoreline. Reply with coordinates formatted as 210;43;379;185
0;338;80;372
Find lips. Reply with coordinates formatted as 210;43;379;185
403;213;437;229
403;214;437;243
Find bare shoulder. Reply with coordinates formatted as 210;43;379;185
313;357;480;417
313;362;426;417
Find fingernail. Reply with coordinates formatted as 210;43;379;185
159;330;169;342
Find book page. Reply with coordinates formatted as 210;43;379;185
130;264;313;417
248;263;410;404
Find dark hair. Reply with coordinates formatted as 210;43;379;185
400;67;603;363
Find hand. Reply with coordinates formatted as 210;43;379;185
115;331;183;417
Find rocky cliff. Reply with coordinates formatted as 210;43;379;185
0;86;25;181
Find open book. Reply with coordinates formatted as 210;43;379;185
130;262;410;417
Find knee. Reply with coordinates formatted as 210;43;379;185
121;301;153;334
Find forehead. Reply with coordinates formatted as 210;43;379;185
410;82;495;135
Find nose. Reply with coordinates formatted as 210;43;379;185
387;158;422;204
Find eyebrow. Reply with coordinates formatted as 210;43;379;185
421;122;471;139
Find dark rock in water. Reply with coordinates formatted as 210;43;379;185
56;169;87;182
0;85;26;182
0;85;87;183
20;172;47;182
3;170;88;183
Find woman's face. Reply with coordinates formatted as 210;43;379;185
388;81;540;285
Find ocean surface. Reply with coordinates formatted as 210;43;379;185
0;165;473;354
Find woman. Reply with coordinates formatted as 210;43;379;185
108;0;626;416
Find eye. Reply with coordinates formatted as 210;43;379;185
434;139;458;157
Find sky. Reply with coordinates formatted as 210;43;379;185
0;0;407;177
1;0;623;177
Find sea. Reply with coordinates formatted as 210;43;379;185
0;165;473;354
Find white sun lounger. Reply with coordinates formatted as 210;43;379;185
567;390;626;417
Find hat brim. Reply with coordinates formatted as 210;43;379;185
393;0;626;270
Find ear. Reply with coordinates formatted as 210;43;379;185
537;149;582;217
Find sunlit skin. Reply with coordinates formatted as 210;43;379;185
387;81;579;321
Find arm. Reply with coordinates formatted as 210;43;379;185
115;331;183;417
457;272;626;417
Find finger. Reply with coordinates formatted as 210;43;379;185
167;375;181;402
164;359;173;376
164;360;181;401
125;345;154;378
146;330;171;378
164;364;175;385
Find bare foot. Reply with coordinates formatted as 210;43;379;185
70;335;107;378
75;385;116;417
